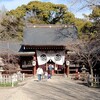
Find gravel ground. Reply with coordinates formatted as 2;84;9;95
0;76;100;100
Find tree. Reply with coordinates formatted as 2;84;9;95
7;1;76;24
81;21;93;34
69;0;100;8
67;0;100;78
74;18;86;35
68;0;100;36
0;54;20;74
0;15;24;40
66;39;100;85
63;12;75;24
89;5;100;35
7;5;27;18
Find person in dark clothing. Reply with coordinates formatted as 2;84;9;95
48;64;52;78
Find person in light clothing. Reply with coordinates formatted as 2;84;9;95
44;71;48;80
37;66;43;81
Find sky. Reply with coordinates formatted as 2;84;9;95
0;0;92;18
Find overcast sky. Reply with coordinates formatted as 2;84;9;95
0;0;92;18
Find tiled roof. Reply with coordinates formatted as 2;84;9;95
0;41;21;54
23;25;78;46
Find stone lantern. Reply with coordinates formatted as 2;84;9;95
81;65;87;73
81;65;87;81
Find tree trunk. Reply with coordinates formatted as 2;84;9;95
90;66;94;86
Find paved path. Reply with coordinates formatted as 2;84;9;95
0;76;100;100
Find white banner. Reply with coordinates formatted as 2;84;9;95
36;50;65;65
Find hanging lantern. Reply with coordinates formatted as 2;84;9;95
32;61;36;66
66;60;70;66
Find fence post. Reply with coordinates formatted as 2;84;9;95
11;75;14;87
94;74;96;86
22;73;25;81
0;73;2;83
97;75;99;86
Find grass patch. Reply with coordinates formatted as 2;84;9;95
0;82;18;87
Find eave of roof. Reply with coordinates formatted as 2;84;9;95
17;52;35;56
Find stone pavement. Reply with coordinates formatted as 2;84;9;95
0;76;100;100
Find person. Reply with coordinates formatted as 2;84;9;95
37;66;43;81
48;64;52;78
48;73;51;79
44;71;48;80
